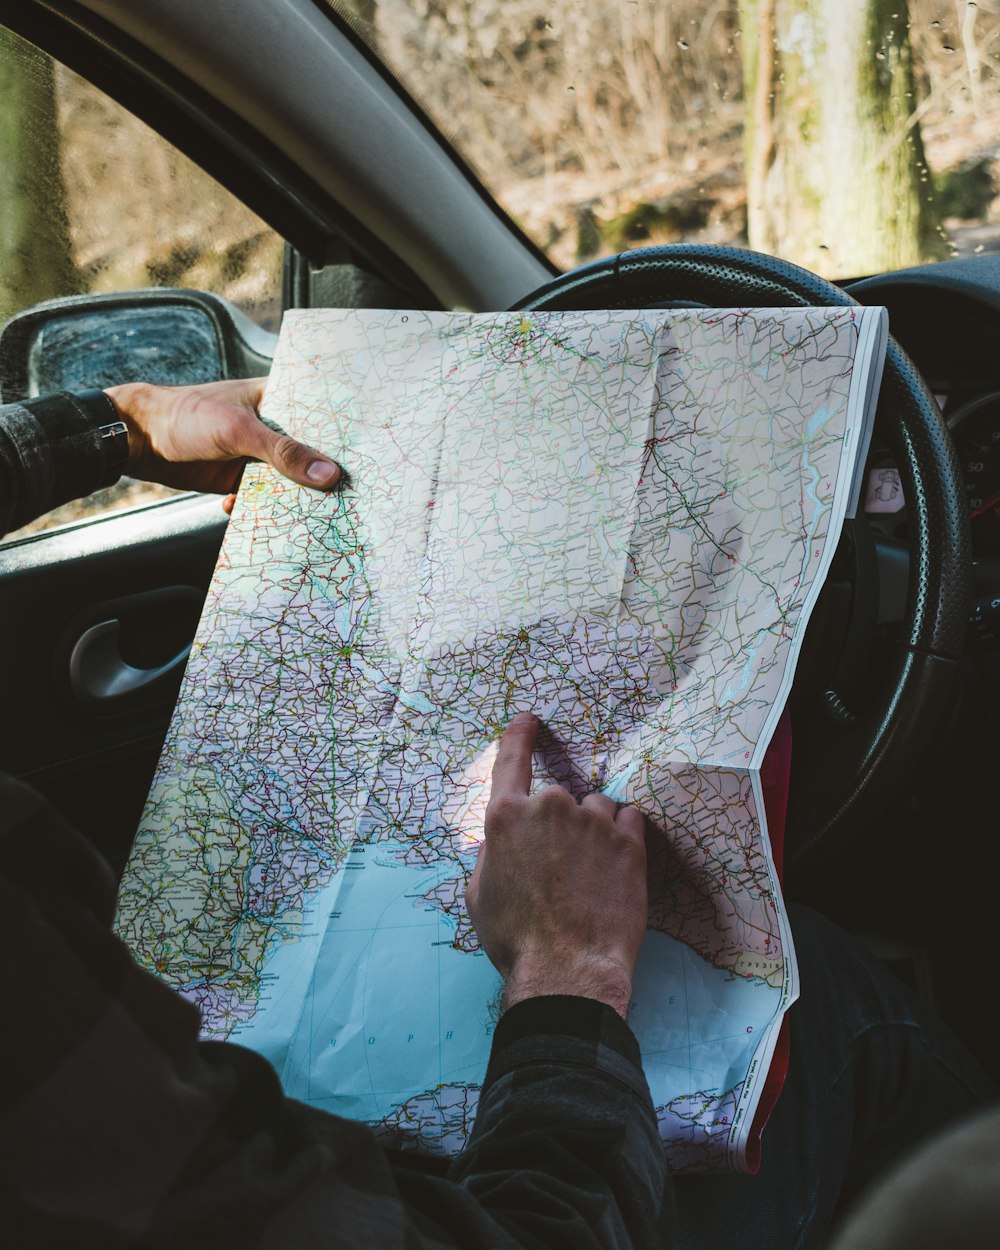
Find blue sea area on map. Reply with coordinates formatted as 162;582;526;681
630;930;783;1103
230;836;782;1128
230;841;502;1122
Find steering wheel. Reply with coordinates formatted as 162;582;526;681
512;245;971;892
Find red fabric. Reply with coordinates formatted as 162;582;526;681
744;709;793;1174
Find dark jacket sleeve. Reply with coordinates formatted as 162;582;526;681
0;774;670;1250
0;394;115;537
447;996;671;1250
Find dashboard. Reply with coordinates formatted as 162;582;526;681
946;391;1000;558
860;386;1000;559
850;257;1000;558
847;258;1000;644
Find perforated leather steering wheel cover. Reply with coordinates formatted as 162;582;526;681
512;245;971;886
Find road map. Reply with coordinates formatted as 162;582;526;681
116;304;887;1172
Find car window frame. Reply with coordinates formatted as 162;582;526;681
3;3;440;309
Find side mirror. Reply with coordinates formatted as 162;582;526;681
0;288;277;402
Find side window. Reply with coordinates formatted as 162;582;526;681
0;26;285;539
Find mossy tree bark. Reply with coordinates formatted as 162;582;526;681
738;0;947;277
0;28;78;325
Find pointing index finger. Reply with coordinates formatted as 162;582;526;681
491;712;538;798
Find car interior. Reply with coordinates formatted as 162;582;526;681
1;0;998;1097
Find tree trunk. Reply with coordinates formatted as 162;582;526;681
0;28;78;325
738;0;947;277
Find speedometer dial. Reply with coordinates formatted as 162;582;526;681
950;392;1000;558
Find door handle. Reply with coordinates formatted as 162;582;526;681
69;618;191;706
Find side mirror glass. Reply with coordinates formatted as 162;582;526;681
0;288;277;401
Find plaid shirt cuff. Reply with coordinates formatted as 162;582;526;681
486;995;649;1103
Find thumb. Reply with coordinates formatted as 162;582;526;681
465;840;487;930
465;839;487;917
234;414;341;490
260;429;341;490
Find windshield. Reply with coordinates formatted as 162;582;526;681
333;0;1000;280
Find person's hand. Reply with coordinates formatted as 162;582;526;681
466;711;648;1020
103;377;341;509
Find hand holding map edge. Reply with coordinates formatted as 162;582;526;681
466;711;648;1022
104;376;342;503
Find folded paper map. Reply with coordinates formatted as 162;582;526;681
116;304;887;1172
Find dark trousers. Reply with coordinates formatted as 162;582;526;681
672;904;996;1249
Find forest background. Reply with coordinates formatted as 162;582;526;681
5;2;1000;325
3;0;1000;533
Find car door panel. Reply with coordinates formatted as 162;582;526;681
0;0;528;879
0;497;226;871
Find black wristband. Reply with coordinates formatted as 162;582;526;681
72;388;130;487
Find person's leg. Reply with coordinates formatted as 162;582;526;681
671;904;995;1250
